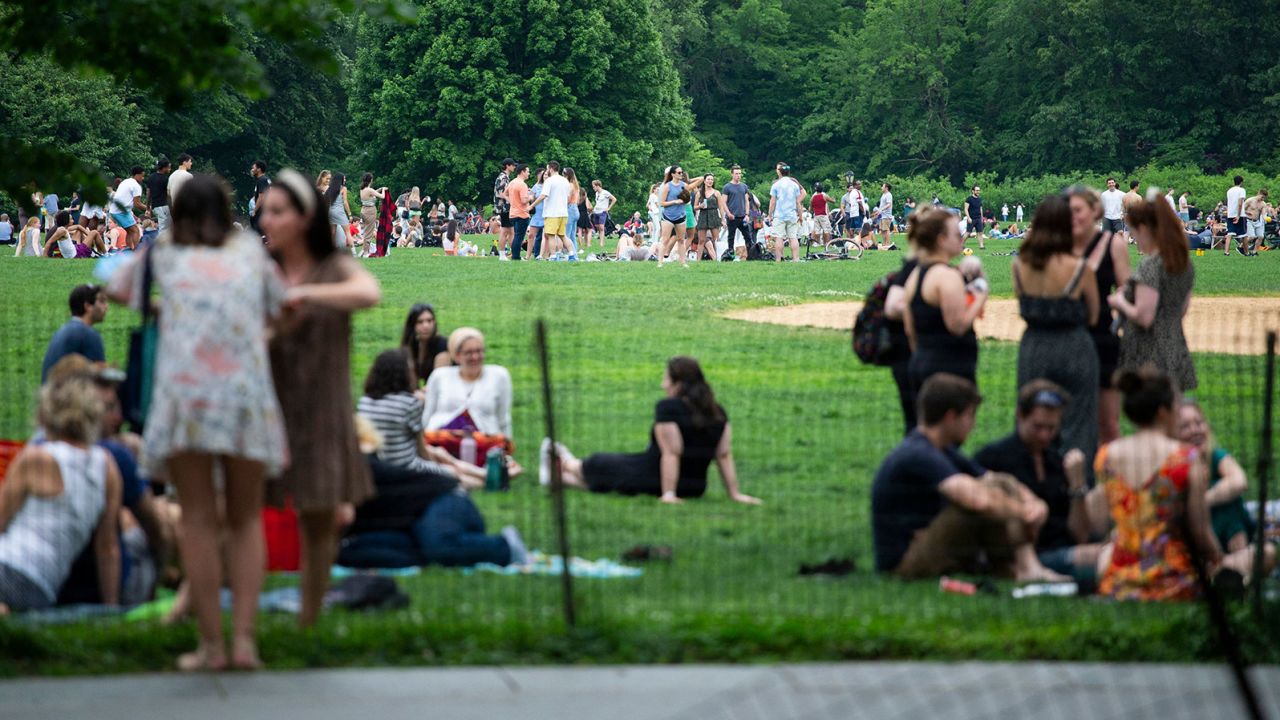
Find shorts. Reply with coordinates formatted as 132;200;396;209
1102;218;1125;234
1246;218;1265;238
591;212;609;226
544;216;568;236
813;215;832;233
1226;217;1246;236
110;211;137;229
846;215;863;232
499;210;512;228
878;217;892;232
774;219;801;240
1178;211;1190;223
968;217;982;234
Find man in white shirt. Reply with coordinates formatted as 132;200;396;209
537;161;572;259
876;182;894;249
1001;203;1009;222
590;180;615;248
768;162;805;263
1099;177;1126;240
1224;175;1247;256
168;153;194;203
841;181;868;240
110;166;146;250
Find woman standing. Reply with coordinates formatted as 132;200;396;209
647;184;662;243
564;168;583;259
693;174;725;260
110;174;287;670
1069;185;1130;444
1013;194;1099;465
358;173;387;259
902;207;987;398
261;169;382;628
324;172;352;250
1108;197;1197;392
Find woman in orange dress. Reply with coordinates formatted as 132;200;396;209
1087;366;1270;600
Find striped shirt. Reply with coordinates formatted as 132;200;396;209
357;393;450;476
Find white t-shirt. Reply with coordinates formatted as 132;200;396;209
541;175;571;218
878;192;893;218
1100;189;1125;220
592;189;614;213
57;234;77;260
1226;185;1247;219
1165;194;1177;213
1001;204;1009;215
1178;195;1189;213
111;178;143;214
168;168;193;203
646;193;660;214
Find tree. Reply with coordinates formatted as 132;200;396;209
0;0;410;208
349;0;698;208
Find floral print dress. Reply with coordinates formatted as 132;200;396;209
1097;443;1199;601
117;233;290;477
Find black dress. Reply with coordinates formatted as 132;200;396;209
907;262;979;396
1085;231;1120;389
583;398;726;498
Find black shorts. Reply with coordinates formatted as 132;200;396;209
499;210;512;228
1226;217;1246;236
1103;218;1125;234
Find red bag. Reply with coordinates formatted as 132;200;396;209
262;504;300;572
0;440;23;486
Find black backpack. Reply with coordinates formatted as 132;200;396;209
852;272;897;366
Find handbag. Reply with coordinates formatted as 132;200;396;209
120;248;158;432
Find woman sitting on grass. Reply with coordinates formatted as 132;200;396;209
1086;366;1273;601
400;303;451;386
542;357;762;506
1177;400;1274;568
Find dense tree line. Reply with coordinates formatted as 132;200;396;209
3;0;1279;213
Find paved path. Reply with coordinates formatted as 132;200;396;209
2;662;1277;720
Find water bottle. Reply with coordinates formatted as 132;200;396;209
484;447;505;492
459;435;477;467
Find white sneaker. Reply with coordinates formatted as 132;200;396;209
539;437;552;486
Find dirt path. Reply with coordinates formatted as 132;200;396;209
721;297;1280;356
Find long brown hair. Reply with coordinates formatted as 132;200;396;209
1018;194;1073;270
1125;196;1189;274
667;356;725;429
170;174;232;247
906;206;952;252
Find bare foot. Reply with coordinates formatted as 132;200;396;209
1016;567;1072;584
230;636;263;671
177;643;228;672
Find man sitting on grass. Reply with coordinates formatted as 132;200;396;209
974;381;1105;584
871;373;1068;582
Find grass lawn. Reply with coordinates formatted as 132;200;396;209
0;236;1277;675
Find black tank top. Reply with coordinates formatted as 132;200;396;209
910;263;978;360
1085;231;1116;332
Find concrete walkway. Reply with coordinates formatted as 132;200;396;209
2;662;1277;720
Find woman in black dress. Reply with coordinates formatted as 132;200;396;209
400;303;450;386
902;207;988;401
1067;185;1131;444
546;357;762;505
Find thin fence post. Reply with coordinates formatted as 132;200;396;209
536;319;576;628
1253;331;1275;620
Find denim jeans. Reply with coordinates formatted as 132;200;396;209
337;492;511;569
530;225;544;257
511;217;530;259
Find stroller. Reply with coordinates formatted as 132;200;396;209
1265;219;1280;249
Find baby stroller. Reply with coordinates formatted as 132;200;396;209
1265;219;1280;249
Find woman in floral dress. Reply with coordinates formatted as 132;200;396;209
110;174;287;671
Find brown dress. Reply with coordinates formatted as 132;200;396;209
268;252;374;511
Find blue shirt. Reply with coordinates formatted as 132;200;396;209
0;221;11;241
44;194;59;215
770;179;802;222
41;318;105;382
530;183;546;227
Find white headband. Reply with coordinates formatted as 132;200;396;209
276;168;316;216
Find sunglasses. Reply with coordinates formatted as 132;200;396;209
1032;390;1065;408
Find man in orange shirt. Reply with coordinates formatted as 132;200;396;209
506;164;531;261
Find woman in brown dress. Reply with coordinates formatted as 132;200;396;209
261;169;382;627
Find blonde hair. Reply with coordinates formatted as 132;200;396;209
447;326;485;360
315;170;331;190
38;376;104;444
26;216;40;229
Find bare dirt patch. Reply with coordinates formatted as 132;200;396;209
721;297;1280;356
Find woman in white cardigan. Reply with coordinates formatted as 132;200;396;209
423;327;512;437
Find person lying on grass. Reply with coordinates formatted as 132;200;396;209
540;356;761;506
871;372;1068;582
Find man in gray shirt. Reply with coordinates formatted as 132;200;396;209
722;165;753;257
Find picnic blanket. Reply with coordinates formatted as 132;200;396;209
334;551;642;580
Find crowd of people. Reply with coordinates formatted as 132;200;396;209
0;158;1276;672
870;184;1275;598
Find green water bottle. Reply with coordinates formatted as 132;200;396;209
485;447;505;492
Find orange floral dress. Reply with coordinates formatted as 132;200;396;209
1097;443;1199;601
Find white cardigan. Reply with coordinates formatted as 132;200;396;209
423;365;513;437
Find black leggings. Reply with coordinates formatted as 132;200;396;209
726;216;751;251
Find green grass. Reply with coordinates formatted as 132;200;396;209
0;237;1277;675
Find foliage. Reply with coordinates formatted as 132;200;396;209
348;0;700;209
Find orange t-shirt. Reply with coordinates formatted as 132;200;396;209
508;178;530;219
